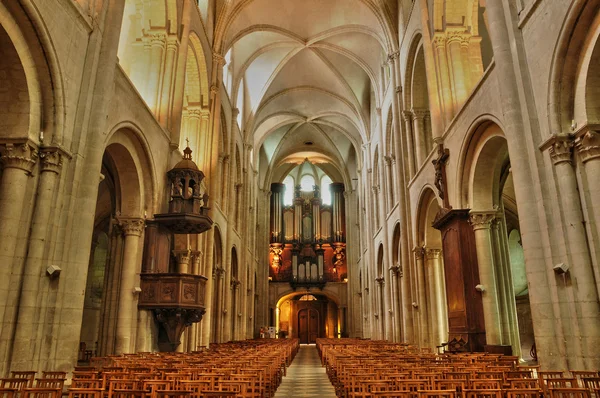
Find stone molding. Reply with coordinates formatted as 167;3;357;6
411;108;430;120
401;110;413;122
469;211;496;231
119;218;145;237
40;148;64;174
0;142;38;174
412;246;426;259
213;53;226;67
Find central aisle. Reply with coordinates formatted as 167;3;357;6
274;344;337;398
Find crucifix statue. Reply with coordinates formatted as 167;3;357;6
432;143;450;209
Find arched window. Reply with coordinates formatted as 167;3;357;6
300;175;315;192
223;49;232;96
283;176;294;205
321;175;332;205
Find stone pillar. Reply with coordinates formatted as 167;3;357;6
147;32;166;114
382;273;393;340
114;218;144;354
413;247;429;348
425;248;445;347
173;250;191;274
10;148;63;370
158;36;178;127
470;211;503;345
412;109;429;167
547;135;600;368
446;30;469;106
432;34;455;124
0;142;37;373
575;129;600;296
401;111;416;177
390;264;402;342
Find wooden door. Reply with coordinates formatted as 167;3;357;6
298;308;319;344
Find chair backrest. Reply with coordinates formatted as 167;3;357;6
549;388;591;398
0;389;18;398
21;387;62;398
1;378;30;391
41;372;67;380
34;379;65;390
66;388;104;398
464;389;502;398
10;372;37;388
471;380;502;390
505;388;544;398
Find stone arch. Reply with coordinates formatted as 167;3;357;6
548;0;600;133
460;120;534;359
415;186;447;348
83;126;155;356
0;1;60;143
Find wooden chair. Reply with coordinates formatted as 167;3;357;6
508;378;541;390
21;387;62;398
571;372;599;387
546;378;579;390
41;372;67;380
0;389;18;398
505;389;544;398
10;371;37;388
549;388;591;398
463;389;502;398
71;380;103;389
34;379;65;390
66;388;104;398
582;378;600;393
417;389;456;398
1;378;30;392
470;380;501;390
153;390;193;398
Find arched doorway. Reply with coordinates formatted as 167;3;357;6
230;247;239;340
277;292;340;343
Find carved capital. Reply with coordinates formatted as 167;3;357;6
210;85;219;96
40;148;64;174
575;129;600;163
432;33;447;49
546;135;574;166
375;276;385;285
411;108;429;120
148;32;166;47
166;35;179;51
412;246;426;259
232;108;240;117
425;248;442;260
401;110;413;123
395;86;402;94
0;142;38;174
390;263;402;276
469;211;495;231
387;51;399;62
120;218;145;236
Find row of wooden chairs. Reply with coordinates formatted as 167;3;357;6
2;339;299;398
317;338;600;398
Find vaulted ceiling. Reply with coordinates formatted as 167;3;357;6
216;0;398;189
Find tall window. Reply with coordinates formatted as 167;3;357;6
300;175;315;192
321;175;332;205
283;176;294;205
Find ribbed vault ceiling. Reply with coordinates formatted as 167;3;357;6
218;0;397;188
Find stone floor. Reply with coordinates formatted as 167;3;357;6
273;344;337;398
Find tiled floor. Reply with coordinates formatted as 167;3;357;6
274;344;337;398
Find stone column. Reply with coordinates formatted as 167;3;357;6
147;32;166;114
432;33;455;124
575;129;600;296
158;36;178;127
413;247;429;348
426;248;445;347
412;109;429;167
390;264;402;342
401;111;416;177
446;30;469;106
547;135;600;368
470;211;503;345
114;218;144;354
0;142;37;372
10;148;63;370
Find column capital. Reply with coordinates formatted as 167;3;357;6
40;148;64;174
390;263;402;276
375;276;385;285
0;142;38;174
210;84;219;96
432;33;447;49
119;218;145;236
395;86;402;94
412;246;426;258
166;35;179;50
575;129;600;163
411;108;429;120
232;108;240;118
469;211;496;230
148;32;166;47
401;110;413;122
425;248;442;260
387;51;399;62
541;134;574;166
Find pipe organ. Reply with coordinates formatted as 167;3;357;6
269;182;346;288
